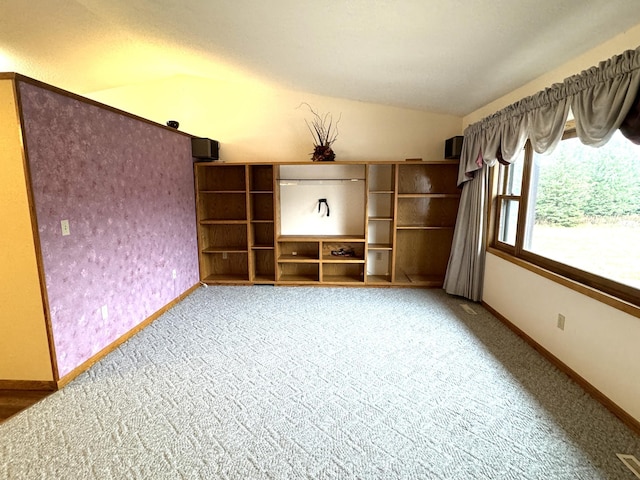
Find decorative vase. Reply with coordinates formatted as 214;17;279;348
311;145;335;162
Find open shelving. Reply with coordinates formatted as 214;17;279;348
394;162;460;286
276;236;365;284
195;164;251;284
194;160;459;287
366;164;396;284
249;165;276;283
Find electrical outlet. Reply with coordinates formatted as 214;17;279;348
101;305;108;321
172;269;177;279
557;313;565;331
222;252;228;260
61;219;70;236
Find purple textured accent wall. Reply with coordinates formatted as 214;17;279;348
19;82;199;378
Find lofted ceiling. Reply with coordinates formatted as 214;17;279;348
2;0;640;116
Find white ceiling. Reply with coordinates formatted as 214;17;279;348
2;0;640;116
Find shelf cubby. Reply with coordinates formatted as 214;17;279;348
397;163;459;195
200;224;248;251
396;196;459;228
200;192;247;221
278;263;319;283
368;192;394;218
366;243;392;285
321;241;365;262
252;249;275;283
367;163;395;191
278;239;320;261
394;229;455;286
367;220;393;246
251;193;274;221
252;222;275;248
197;164;247;191
250;165;274;192
200;251;249;283
322;263;365;284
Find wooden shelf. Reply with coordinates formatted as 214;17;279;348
195;161;458;287
200;190;246;194
278;254;318;262
202;247;247;253
252;248;274;282
200;219;247;225
322;257;365;263
368;243;393;250
397;163;459;195
394;273;444;286
278;274;319;283
366;274;393;284
202;273;251;284
278;235;365;242
278;261;319;283
322;275;364;284
396;225;455;230
397;193;461;198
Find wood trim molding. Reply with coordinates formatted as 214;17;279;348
56;283;200;388
12;75;61;381
487;247;640;319
482;300;640;437
0;380;57;391
2;72;193;138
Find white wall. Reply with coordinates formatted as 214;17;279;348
87;74;462;164
471;23;640;423
484;254;640;422
279;164;365;236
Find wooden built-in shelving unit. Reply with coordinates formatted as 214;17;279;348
194;161;459;287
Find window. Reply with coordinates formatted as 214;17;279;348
493;128;640;306
495;148;525;247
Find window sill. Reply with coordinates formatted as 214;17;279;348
486;246;640;319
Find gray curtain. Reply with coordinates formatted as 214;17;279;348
444;46;640;301
443;166;488;300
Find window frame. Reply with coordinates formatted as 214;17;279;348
490;127;640;309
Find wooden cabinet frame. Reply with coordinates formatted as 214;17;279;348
194;161;459;287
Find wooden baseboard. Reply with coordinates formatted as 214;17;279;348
0;380;57;391
482;301;640;437
57;284;201;388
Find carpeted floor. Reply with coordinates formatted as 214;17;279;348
1;286;639;479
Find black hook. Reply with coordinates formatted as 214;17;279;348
318;198;330;217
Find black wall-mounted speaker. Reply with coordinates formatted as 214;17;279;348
191;137;220;161
444;136;463;159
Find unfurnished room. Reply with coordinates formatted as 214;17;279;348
1;1;640;479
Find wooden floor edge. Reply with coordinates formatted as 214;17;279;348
481;301;640;437
56;283;201;388
0;380;57;391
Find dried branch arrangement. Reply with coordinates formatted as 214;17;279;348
299;103;341;161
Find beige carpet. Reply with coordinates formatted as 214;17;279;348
1;286;639;479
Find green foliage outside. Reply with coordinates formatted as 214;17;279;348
533;133;640;227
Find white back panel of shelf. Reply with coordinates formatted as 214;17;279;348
280;181;365;236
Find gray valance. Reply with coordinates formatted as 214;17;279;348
445;45;640;301
457;46;640;185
